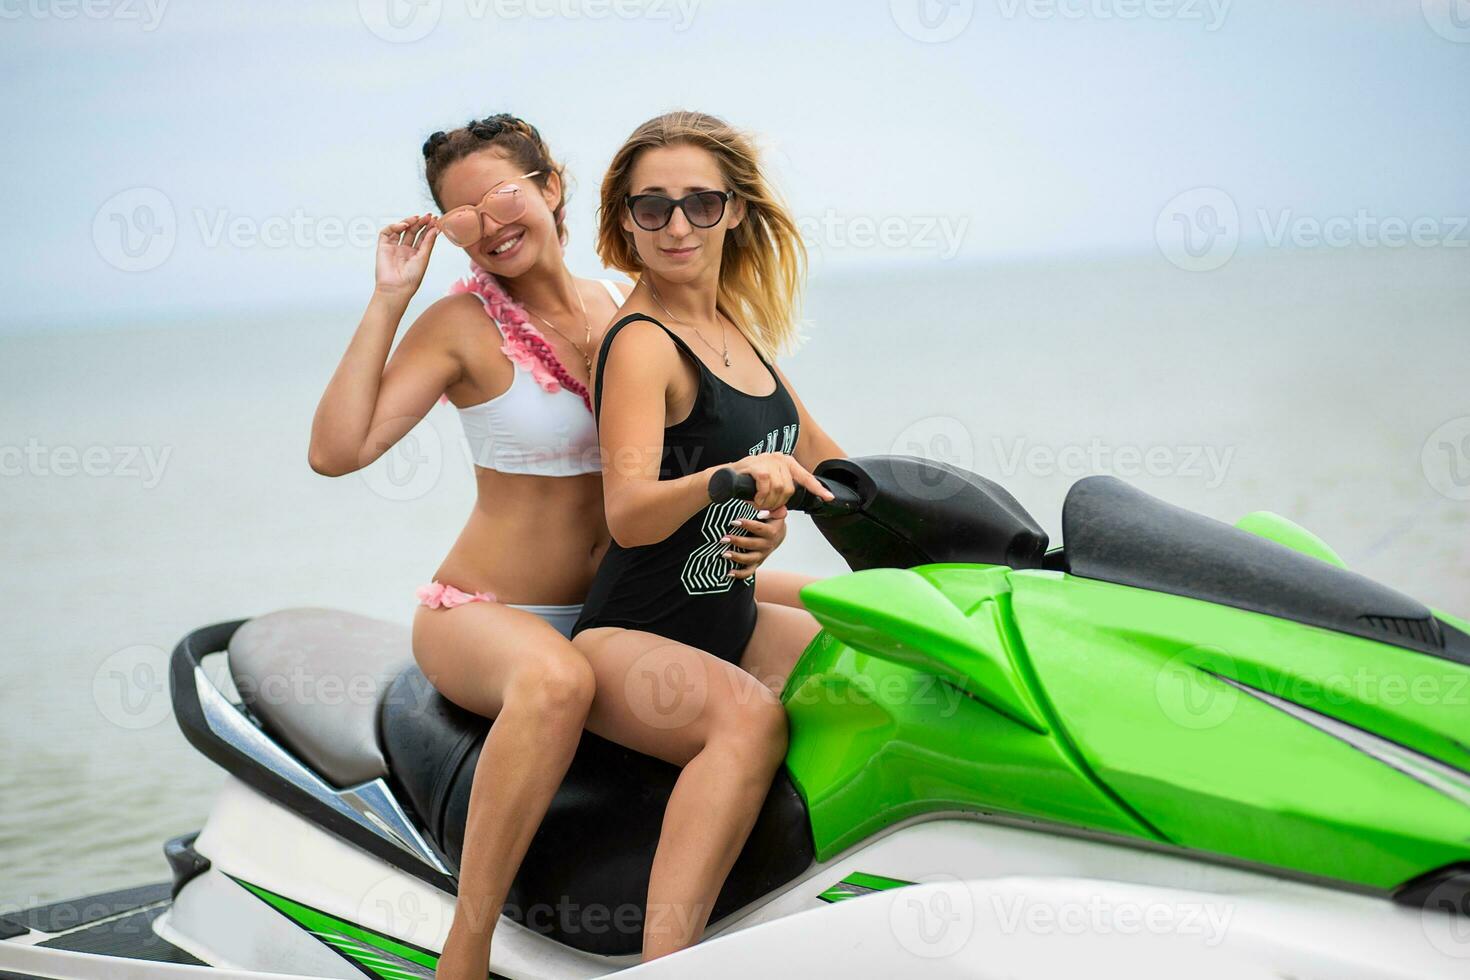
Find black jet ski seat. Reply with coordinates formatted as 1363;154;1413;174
380;665;816;957
1061;475;1470;663
229;607;815;957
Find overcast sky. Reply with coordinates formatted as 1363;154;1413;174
3;0;1466;329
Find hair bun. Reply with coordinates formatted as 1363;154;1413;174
421;130;449;158
468;117;504;140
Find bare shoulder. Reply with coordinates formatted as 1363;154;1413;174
404;292;502;358
602;313;677;362
579;274;633;298
413;292;490;337
594;314;681;405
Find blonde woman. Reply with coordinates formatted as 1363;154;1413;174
308;113;798;980
569;111;846;959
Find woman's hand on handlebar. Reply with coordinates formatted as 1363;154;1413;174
724;452;834;511
374;214;439;303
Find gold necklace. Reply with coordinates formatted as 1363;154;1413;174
646;280;730;367
522;282;593;375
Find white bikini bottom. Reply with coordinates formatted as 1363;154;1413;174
415;581;582;639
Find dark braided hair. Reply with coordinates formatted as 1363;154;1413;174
422;113;569;244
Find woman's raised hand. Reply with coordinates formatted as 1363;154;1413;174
725;452;835;511
375;214;439;300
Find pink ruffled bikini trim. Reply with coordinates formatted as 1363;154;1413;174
446;264;592;412
415;580;497;610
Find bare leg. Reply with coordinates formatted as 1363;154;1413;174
571;627;789;961
412;603;595;980
738;601;823;696
752;569;819;610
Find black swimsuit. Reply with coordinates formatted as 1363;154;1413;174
571;313;801;664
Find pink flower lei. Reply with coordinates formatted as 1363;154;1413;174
448;263;592;412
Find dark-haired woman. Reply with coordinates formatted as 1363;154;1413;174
307;115;801;980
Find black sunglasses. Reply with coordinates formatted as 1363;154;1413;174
625;190;735;231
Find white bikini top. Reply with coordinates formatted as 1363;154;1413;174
455;275;624;477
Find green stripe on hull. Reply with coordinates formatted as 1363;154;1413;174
227;873;506;980
817;871;916;903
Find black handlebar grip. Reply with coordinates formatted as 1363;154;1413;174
708;468;758;503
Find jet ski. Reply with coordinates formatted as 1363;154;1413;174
2;455;1467;979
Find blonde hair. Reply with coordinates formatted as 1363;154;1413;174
596;111;806;360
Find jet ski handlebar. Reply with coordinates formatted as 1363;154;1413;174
707;467;862;516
